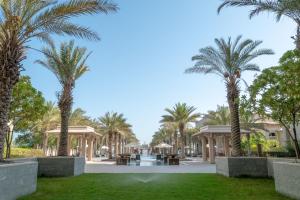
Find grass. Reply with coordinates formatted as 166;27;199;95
19;174;291;200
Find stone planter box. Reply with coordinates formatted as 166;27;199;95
37;157;85;177
216;157;268;177
267;158;295;178
273;161;300;200
0;160;38;200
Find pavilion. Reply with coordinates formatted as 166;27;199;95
193;125;250;164
47;126;102;161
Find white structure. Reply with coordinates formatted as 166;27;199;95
155;143;173;148
253;117;288;146
193;125;250;164
47;126;102;161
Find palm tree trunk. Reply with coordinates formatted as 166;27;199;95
0;84;13;161
58;84;73;156
42;129;48;155
227;79;242;157
169;135;173;154
5;130;14;159
114;132;117;158
179;125;185;158
118;134;121;154
115;133;118;155
108;131;112;159
189;135;192;156
173;131;178;154
0;30;22;161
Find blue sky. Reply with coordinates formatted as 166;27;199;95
23;0;295;143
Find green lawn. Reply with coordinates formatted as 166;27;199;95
19;174;291;200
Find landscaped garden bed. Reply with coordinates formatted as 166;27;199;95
37;157;85;177
216;157;269;177
19;174;291;200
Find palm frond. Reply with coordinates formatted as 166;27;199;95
186;36;273;83
36;40;91;86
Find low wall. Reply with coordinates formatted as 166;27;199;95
38;157;85;177
274;162;300;200
217;157;298;178
0;161;38;200
216;157;268;177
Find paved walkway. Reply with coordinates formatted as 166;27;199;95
85;157;216;173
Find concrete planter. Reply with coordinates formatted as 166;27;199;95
216;157;268;177
267;158;295;178
0;159;38;200
274;162;300;200
37;157;85;177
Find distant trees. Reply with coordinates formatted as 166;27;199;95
99;112;136;159
160;103;200;158
6;78;136;159
36;102;60;154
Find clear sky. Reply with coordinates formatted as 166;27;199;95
23;0;295;144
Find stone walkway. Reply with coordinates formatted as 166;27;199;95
85;158;216;173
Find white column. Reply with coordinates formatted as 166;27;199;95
68;135;72;156
87;136;94;161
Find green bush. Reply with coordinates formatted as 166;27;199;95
9;148;45;158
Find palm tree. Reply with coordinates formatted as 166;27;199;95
154;128;171;144
204;105;231;126
99;112;132;159
34;101;60;154
0;0;118;161
161;122;178;154
69;108;91;126
185;36;273;156
151;128;173;154
161;103;200;158
36;41;90;156
218;0;300;49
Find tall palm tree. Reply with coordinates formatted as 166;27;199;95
161;103;200;158
0;0;118;160
99;112;132;159
218;0;300;49
185;36;273;156
36;41;90;156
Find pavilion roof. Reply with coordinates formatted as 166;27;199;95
47;126;102;137
193;125;250;137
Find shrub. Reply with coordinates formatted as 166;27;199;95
9;148;45;158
